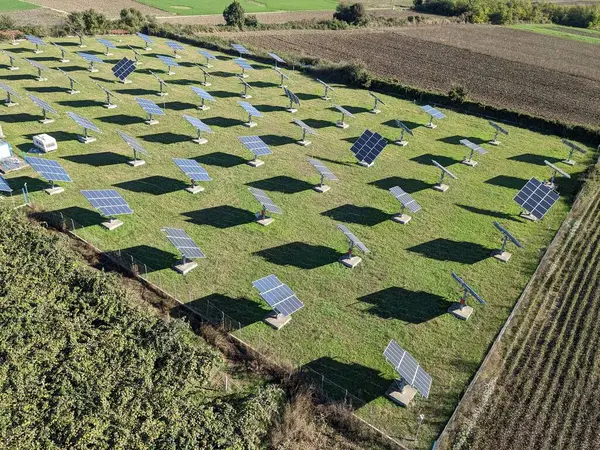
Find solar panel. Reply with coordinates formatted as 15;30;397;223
135;97;164;116
77;52;103;63
421;105;445;119
274;67;289;81
198;49;216;60
0;49;18;66
395;120;414;136
335;105;354;117
490;121;508;135
249;187;281;214
337;224;369;253
234;58;254;71
183;114;212;133
117;130;149;156
52;42;68;61
268;52;285;64
252;274;303;317
57;68;81;85
238;101;263;117
136;32;153;45
157;55;179;68
562;139;587;154
493;221;523;248
350;129;388;165
239;136;272;156
514;178;560;220
166;41;184;51
67;111;101;133
0;81;19;97
432;160;457;179
369;91;386;109
384;339;432;399
284;87;300;106
293;119;316;135
389;186;421;213
0;175;11;193
162;227;205;259
25;35;45;46
97;38;116;49
28;94;57;114
317;79;334;91
81;189;133;217
545;160;570;179
191;86;215;102
173;158;212;182
452;272;487;305
24;58;48;71
112;57;136;81
231;43;250;55
460;139;487;155
308;158;337;181
25;156;72;183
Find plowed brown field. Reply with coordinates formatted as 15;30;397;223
233;25;600;127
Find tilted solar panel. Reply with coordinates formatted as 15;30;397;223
389;186;421;213
117;130;148;156
0;175;12;193
97;38;116;48
249;187;281;214
421;105;445;119
337;224;369;253
183;115;212;133
173;158;211;181
238;136;271;156
514;178;559;220
350;130;388;165
157;55;179;67
28;94;57;114
112;57;135;81
238;101;263;117
67;111;101;133
268;52;285;63
166;41;185;51
135;97;164;116
308;159;337;181
452;272;487;305
162;227;205;259
293;119;316;135
25;157;72;183
384;339;432;399
460;139;487;155
191;86;215;101
234;58;254;70
252;274;303;317
198;49;216;60
81;189;133;216
77;52;103;63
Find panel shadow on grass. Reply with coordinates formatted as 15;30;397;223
211;70;236;78
337;105;370;115
24;85;67;94
0;74;35;82
47;206;103;228
112;245;177;272
97;114;141;126
116;87;157;96
358;287;448;324
382;119;421;130
255;104;287;113
210;90;240;99
62;152;130;167
4;175;48;193
183;205;255;228
302;118;332;129
202;116;243;128
369;176;433;193
249;81;278;89
296;92;322;101
113;175;187;195
142;131;190;144
195;152;246;168
408;238;492;264
456;204;522;222
410;153;461;167
508;153;562;166
2;113;40;123
162;101;196;111
322;204;389;226
258;134;296;147
485;175;528;190
57;99;102;108
438;135;487;145
301;357;390;405
247;175;313;194
254;242;341;269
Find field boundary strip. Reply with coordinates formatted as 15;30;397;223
436;160;598;447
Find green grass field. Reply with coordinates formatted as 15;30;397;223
0;36;591;448
510;23;600;45
0;0;38;12
135;0;338;15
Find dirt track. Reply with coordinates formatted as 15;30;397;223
233;25;600;127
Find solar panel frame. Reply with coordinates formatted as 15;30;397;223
77;52;103;64
24;58;48;71
238;135;272;157
395;120;414;136
25;156;72;183
389;186;421;213
231;43;250;55
165;41;185;51
252;274;304;317
117;130;149;156
460;139;487;155
284;87;300;106
191;86;215;102
0;81;19;97
111;57;136;81
81;189;133;217
452;271;487;305
97;38;116;49
0;175;12;193
268;52;285;64
432;160;457;179
161;227;206;259
248;187;282;214
173;158;212;182
308;158;338;181
562;138;587;154
489;121;508;135
421;105;446;120
57;68;82;86
384;339;432;399
493;221;523;248
135;97;165;116
369;91;386;105
350;129;388;165
27;94;57;114
316;78;334;91
238;101;263;117
25;35;45;46
183;114;213;133
514;178;560;220
157;55;179;68
67;111;101;133
334;105;354;117
198;49;216;60
136;32;154;45
545;160;570;178
293;118;317;135
234;58;254;71
274;67;289;80
337;224;369;253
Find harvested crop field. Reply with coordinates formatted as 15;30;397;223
233;25;600;127
440;172;600;450
25;0;166;17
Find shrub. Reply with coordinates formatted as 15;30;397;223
448;85;469;102
333;2;368;25
223;1;245;27
244;14;259;27
0;14;15;31
65;9;110;34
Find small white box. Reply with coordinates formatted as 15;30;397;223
33;134;58;153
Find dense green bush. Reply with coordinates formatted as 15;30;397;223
333;2;368;25
0;209;284;449
65;9;111;34
244;14;259;27
119;7;157;31
223;1;245;28
0;15;15;31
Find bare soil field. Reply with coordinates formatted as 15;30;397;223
232;25;600;127
25;0;167;17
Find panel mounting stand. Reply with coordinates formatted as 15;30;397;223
102;218;123;231
186;180;204;194
385;379;416;407
263;311;290;330
339;254;361;268
247;157;264;167
491;249;512;262
358;160;374;168
255;210;273;226
519;212;538;222
44;185;64;196
448;300;473;320
173;257;197;275
127;159;145;167
392;213;411;224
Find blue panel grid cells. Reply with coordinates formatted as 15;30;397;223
0;175;12;193
350;129;388;165
231;44;250;55
77;52;103;63
238;101;263;117
157;55;179;67
0;82;18;97
384;339;432;399
26;156;72;183
284;87;300;106
81;189;133;216
248;187;281;214
117;130;149;156
162;227;206;259
24;58;48;71
234;58;254;71
421;105;446;119
308;159;337;181
514;178;560;220
173;158;212;182
198;49;216;60
191;86;215;102
460;139;487;155
268;52;285;64
293;119;316;135
238;135;272;156
135;98;165;116
166;41;185;51
183;115;212;133
389;186;421;213
452;271;487;305
28;94;57;114
67;111;101;133
112;57;136;81
26;35;45;46
252;274;304;317
337;224;369;253
97;38;116;49
136;32;153;44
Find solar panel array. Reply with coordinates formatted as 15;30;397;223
338;224;369;253
183;114;212;133
284;87;300;106
293;118;316;135
335;105;354;117
82;189;133;216
198;49;216;60
268;52;285;64
162;227;205;259
460;139;487;155
493;221;523;248
490;121;508;135
249;187;281;214
452;272;487;305
117;130;149;156
389;186;421;213
136;32;153;45
252;274;304;317
67;111;101;133
0;175;11;193
97;38;116;49
234;58;254;71
26;156;72;182
308;159;338;181
191;86;215;102
350;130;388;165
514;178;560;220
157;55;179;67
317;79;334;91
136;97;164;116
166;41;185;51
421;105;445;119
25;35;45;46
112;57;136;81
238;135;272;156
77;52;103;63
231;43;250;55
173;158;212;181
238;101;263;117
24;58;48;71
384;339;432;399
28;94;57;114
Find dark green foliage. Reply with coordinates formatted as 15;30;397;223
118;8;156;31
448;85;468;103
65;9;110;35
244;14;259;27
0;209;283;449
223;1;245;28
0;15;15;31
333;2;368;25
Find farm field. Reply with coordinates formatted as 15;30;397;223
440;171;600;450
0;36;592;448
133;0;338;15
0;0;38;12
510;23;600;44
230;24;600;127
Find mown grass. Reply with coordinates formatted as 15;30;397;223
135;0;338;15
0;0;38;12
510;23;600;44
0;35;592;448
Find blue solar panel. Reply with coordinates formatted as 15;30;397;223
28;94;56;114
24;58;48;71
284;87;300;106
162;227;205;259
350;130;388;165
234;58;254;71
136;32;153;44
135;97;164;116
421;105;445;120
231;44;250;55
198;49;216;60
268;52;285;64
26;156;72;183
166;41;185;51
117;131;149;156
77;52;103;63
238;136;272;157
112;57;136;81
0;82;19;97
514;178;560;220
173;158;212;182
252;274;303;317
191;86;215;102
157;55;179;67
183;115;212;133
25;35;45;46
238;101;262;117
82;189;133;217
0;175;12;193
97;38;116;49
67;111;101;133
